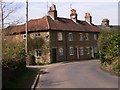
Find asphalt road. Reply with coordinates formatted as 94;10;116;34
36;60;119;88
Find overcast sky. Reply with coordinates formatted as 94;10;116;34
9;0;119;25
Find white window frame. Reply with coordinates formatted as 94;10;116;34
94;34;97;40
79;33;83;41
35;49;41;57
80;47;84;55
58;32;63;41
86;47;90;55
68;33;73;41
34;33;40;37
85;33;89;40
69;47;74;55
23;34;26;39
59;47;64;56
94;47;98;53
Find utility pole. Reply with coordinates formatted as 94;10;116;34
1;1;3;30
25;0;28;56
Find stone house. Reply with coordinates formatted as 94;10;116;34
4;4;100;64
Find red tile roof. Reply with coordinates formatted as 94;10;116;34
4;16;100;35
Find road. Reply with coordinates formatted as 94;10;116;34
36;60;119;88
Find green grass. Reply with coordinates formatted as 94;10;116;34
3;68;37;88
100;64;120;76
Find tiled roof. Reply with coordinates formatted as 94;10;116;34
4;16;100;35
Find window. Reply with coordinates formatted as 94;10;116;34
94;47;98;53
86;47;90;55
69;47;74;55
58;32;63;41
59;47;64;56
80;47;84;55
23;34;26;39
35;49;41;57
85;33;89;40
34;33;40;37
94;34;97;40
79;33;83;41
68;33;73;41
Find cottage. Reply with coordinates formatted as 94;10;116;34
4;4;100;64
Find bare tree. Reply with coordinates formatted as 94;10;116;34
0;0;23;29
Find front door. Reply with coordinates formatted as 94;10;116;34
52;48;57;63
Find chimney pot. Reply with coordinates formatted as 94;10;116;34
71;9;76;14
85;13;90;16
70;9;77;23
85;12;92;24
101;18;109;27
48;4;57;20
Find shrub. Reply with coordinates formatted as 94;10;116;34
98;28;120;74
98;29;120;64
101;61;108;68
112;57;120;72
2;40;26;69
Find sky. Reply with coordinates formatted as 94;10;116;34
6;0;119;25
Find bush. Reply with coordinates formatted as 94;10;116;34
98;28;120;74
101;61;108;68
112;57;120;72
2;39;26;85
98;29;120;64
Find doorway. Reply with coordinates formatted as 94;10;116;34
52;48;57;63
76;47;80;60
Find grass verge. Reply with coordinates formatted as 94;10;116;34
100;65;120;76
3;68;38;89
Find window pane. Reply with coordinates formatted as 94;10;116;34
34;33;40;37
94;34;97;40
80;47;84;55
35;49;41;57
69;33;73;41
94;47;98;53
69;47;74;55
86;47;90;55
59;48;63;56
80;33;83;41
58;32;63;41
86;33;89;40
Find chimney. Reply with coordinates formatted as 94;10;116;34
48;4;57;20
70;9;78;23
85;13;92;24
101;18;109;27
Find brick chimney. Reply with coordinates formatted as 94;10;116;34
85;13;92;24
48;4;57;20
70;9;78;23
101;18;109;27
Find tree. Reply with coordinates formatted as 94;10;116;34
0;0;23;29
